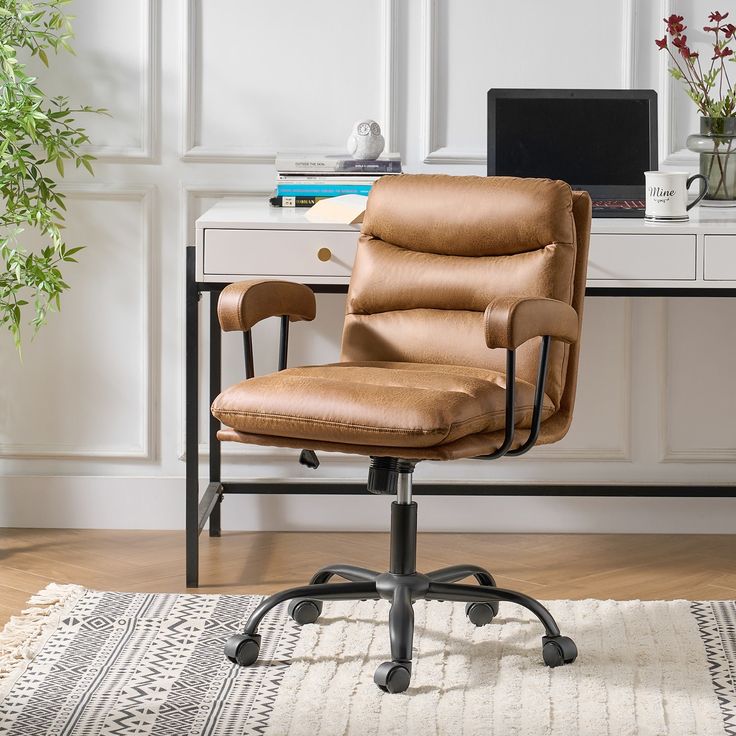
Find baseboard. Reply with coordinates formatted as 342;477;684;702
1;476;736;533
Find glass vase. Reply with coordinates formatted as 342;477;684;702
686;117;736;203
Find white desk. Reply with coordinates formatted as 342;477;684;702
185;198;736;587
195;198;736;292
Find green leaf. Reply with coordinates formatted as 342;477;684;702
0;0;107;353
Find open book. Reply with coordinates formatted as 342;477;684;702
304;194;368;225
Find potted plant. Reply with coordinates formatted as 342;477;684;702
656;10;736;202
0;0;105;351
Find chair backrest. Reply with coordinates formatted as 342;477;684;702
340;174;591;444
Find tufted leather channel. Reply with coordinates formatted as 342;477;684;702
212;362;555;449
212;174;591;459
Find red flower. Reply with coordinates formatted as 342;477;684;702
713;44;734;58
709;11;729;22
673;35;698;59
665;14;686;34
655;35;668;49
724;23;736;38
704;25;720;32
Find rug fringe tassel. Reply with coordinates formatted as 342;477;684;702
0;583;86;701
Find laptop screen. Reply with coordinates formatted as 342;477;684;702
487;89;658;199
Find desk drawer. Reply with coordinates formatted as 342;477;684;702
588;234;696;280
704;235;736;280
203;229;358;277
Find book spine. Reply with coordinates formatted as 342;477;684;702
275;184;373;196
275;158;401;174
269;195;327;207
276;174;381;183
275;159;339;172
335;160;402;173
276;167;400;175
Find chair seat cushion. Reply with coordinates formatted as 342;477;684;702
212;361;554;449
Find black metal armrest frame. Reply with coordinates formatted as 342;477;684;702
240;314;291;379
479;335;552;460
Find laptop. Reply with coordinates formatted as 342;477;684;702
487;89;658;218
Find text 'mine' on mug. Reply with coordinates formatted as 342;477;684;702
645;171;708;222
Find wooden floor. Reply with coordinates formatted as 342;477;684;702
1;529;735;626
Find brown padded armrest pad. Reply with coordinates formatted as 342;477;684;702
484;296;578;350
217;280;316;332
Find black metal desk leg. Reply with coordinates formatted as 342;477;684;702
185;247;200;587
209;290;223;537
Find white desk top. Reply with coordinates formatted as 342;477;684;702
592;206;736;234
196;198;360;232
196;197;736;233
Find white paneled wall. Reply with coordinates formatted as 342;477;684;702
39;0;157;160
1;0;736;532
0;189;153;459
423;0;631;162
184;1;394;160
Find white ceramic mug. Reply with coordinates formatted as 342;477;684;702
645;171;708;221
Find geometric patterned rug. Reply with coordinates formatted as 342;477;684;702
0;585;298;736
1;585;735;735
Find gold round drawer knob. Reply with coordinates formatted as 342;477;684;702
317;247;332;262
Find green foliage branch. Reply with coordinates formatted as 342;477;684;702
0;0;105;351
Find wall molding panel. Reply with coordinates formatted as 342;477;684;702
658;299;736;462
0;185;155;460
84;0;159;162
620;0;636;89
181;0;398;163
421;0;638;165
527;298;633;462
657;0;701;166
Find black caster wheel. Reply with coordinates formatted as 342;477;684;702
224;633;261;666
465;601;499;626
374;661;412;694
542;635;578;668
288;599;322;625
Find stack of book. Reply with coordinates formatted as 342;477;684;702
270;152;402;207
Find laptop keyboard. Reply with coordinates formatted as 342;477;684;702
592;199;645;210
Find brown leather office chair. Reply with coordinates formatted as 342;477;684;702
213;174;591;693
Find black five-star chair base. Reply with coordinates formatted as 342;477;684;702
224;462;577;694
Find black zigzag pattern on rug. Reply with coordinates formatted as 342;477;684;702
0;591;302;736
692;600;736;736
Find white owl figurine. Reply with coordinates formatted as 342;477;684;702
346;119;385;160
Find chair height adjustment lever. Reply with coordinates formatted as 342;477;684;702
299;449;320;469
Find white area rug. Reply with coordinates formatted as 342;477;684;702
0;585;734;735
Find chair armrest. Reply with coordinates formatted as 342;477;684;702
217;280;316;332
484;296;578;350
